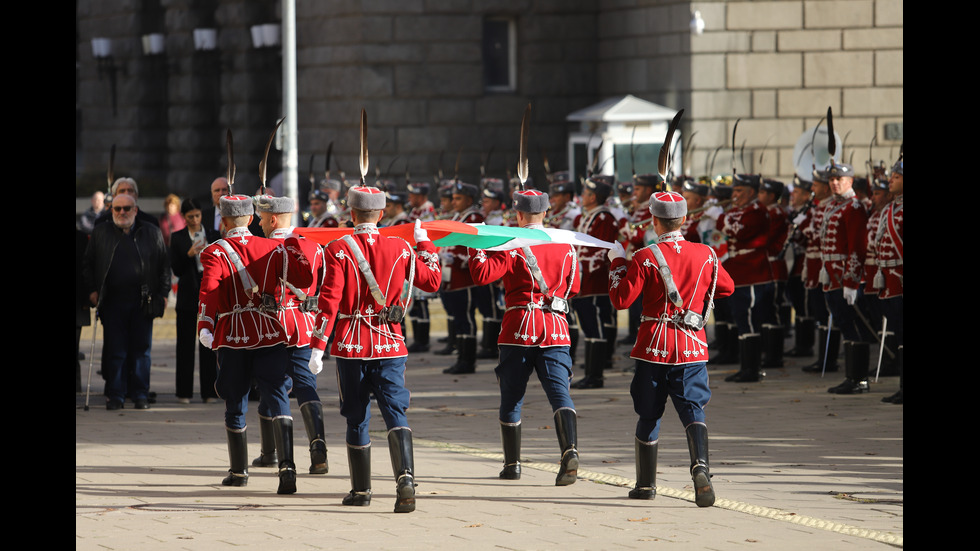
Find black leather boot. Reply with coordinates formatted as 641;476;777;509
828;341;871;394
571;340;605;389
406;320;430;353
300;401;328;474
686;423;715;507
628;438;657;500
569;325;580;363
477;320;501;359
604;324;617;368
251;416;278;467
433;320;457;355
443;337;476;374
499;422;521;480
272;417;297;494
222;427;249;487
388;428;417;513
761;324;785;368
882;346;903;404
725;333;763;382
554;408;579;486
710;323;739;365
803;325;840;373
342;444;372;506
786;317;815;357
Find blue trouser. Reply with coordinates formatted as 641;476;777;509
443;286;491;338
99;300;153;404
631;360;711;442
573;295;612;341
805;287;829;325
731;282;775;335
216;344;290;431
257;346;320;417
495;345;575;424
409;298;430;324
878;296;903;346
824;288;868;342
336;357;411;446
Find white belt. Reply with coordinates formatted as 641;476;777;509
821;254;846;261
217;305;276;319
876;259;902;267
727;248;760;257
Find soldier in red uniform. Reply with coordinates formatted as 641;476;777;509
248;195;330;476
784;176;815;358
544;178;582;364
820;164;872;394
469;189;583;486
307;186;442;513
759;179;789;368
570;177;620;389
608;191;735;507
861;177;897;377
405;182;437;353
679;179;709;243
877;160;903;404
619;174;660;350
197;194;314;494
715;174;773;382
440;182;492;374
800;170;839;373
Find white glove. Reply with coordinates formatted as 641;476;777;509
414;220;429;243
309;348;324;375
607;242;626;262
704;206;724;220
792;213;807;225
843;287;857;305
199;329;214;349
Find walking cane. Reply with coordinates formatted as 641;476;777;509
820;313;833;378
874;316;887;383
84;310;99;411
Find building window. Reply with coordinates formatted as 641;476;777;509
483;17;516;92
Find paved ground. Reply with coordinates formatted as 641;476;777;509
76;305;903;550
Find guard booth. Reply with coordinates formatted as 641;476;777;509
566;95;682;187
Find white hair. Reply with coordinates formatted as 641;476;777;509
111;177;139;197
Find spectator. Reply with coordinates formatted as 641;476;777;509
84;192;171;410
159;193;186;247
78;191;105;235
93;178;160;229
169;198;219;404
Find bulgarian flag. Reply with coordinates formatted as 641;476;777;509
294;220;618;251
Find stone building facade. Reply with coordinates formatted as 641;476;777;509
76;0;902;203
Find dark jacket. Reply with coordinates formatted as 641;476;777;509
169;226;220;311
83;218;171;311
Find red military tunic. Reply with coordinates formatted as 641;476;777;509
873;195;903;298
198;227;314;349
716;200;773;286
468;233;581;347
766;204;789;282
609;231;735;364
818;190;868;292
786;204;812;279
443;206;484;291
680;210;704;243
310;224;441;358
268;228;326;347
407;201;436;223
800;197;832;289
626;201;654;259
863;207;885;294
574;205;620;297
